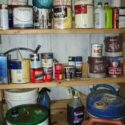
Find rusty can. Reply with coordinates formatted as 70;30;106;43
113;8;119;29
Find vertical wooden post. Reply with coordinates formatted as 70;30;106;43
0;90;4;125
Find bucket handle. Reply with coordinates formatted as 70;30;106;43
86;118;124;125
91;84;118;95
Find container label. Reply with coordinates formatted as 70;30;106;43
73;111;84;124
75;5;87;14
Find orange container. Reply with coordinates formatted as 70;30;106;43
86;118;124;125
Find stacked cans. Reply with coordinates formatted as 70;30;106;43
30;54;44;83
104;35;124;77
88;44;106;78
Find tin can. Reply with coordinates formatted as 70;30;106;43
75;5;94;28
0;4;9;29
43;67;53;74
68;56;76;66
44;74;53;82
64;66;75;81
75;0;93;5
104;35;123;57
55;73;63;81
31;68;44;83
8;0;28;5
33;6;52;29
113;8;119;29
30;54;41;69
55;64;63;74
53;5;72;29
88;57;106;78
106;56;124;78
91;44;103;57
13;5;33;28
0;55;9;84
10;59;30;83
54;0;71;6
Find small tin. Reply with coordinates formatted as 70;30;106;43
44;74;53;82
31;68;44;83
64;66;75;81
55;64;63;74
55;73;63;81
91;44;103;57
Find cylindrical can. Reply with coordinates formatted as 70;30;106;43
55;64;63;74
104;35;123;57
88;57;106;78
13;5;33;28
75;5;94;28
53;5;72;29
31;68;44;83
30;54;41;69
106;56;124;78
75;0;93;5
41;53;53;68
10;59;30;83
111;0;122;7
0;4;9;30
53;0;71;6
64;66;75;81
0;55;9;84
91;44;103;57
75;56;83;78
68;56;76;67
8;0;28;5
43;67;53;74
44;74;53;82
55;73;63;81
33;6;52;29
112;8;119;29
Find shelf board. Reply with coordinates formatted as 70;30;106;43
0;77;125;90
0;28;125;35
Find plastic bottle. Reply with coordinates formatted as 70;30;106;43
95;2;105;28
104;2;113;28
67;94;84;125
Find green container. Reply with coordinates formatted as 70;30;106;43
6;104;48;125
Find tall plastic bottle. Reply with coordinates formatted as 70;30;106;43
67;94;84;125
95;2;105;28
104;2;113;28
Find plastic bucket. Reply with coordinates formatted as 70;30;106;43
4;89;38;109
6;104;48;125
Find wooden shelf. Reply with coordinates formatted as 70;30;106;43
0;28;125;35
0;77;125;90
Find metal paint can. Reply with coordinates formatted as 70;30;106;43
113;8;119;29
33;6;52;29
75;5;94;28
44;74;53;82
106;56;124;78
0;55;9;84
0;4;9;30
53;5;72;29
75;0;93;5
30;54;41;69
10;59;30;83
8;0;28;5
13;5;33;28
91;44;103;57
88;57;106;78
55;64;63;74
104;35;123;57
41;53;53;68
31;68;44;83
55;73;63;81
64;66;75;81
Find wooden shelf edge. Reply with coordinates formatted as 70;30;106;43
0;28;125;35
0;77;125;90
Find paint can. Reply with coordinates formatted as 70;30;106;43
111;0;122;7
68;56;76;67
30;53;41;69
13;5;33;28
91;44;103;57
0;55;9;84
43;67;53;74
10;59;30;83
53;5;72;29
88;57;106;78
33;6;52;29
104;35;123;57
75;4;94;28
8;0;28;5
44;74;53;82
106;56;124;78
75;0;93;5
31;68;44;83
0;4;9;30
64;66;75;81
55;73;63;81
55;64;63;74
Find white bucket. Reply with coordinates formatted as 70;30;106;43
4;89;38;109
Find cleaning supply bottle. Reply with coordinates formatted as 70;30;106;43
104;2;113;28
95;2;105;28
67;93;84;125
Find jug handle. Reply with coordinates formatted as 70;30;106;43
86;118;124;125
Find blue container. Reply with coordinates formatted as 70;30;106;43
32;0;53;9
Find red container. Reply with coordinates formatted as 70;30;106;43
55;73;63;81
113;8;119;29
55;64;63;74
86;118;124;125
44;74;53;82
